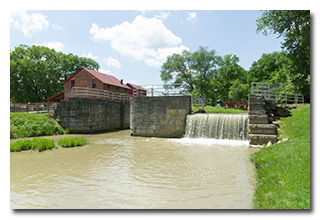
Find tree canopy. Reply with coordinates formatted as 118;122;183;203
10;45;100;103
159;10;310;104
257;10;310;101
160;47;248;105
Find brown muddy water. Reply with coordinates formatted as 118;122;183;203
10;130;257;209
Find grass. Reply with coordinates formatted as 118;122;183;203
10;138;55;152
192;105;247;114
10;113;65;138
10;137;87;152
58;137;87;148
251;104;310;209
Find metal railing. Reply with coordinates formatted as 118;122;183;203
10;102;58;113
70;87;131;102
141;83;206;108
251;82;304;104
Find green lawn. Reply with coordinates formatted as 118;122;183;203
10;113;65;138
192;105;247;114
251;104;310;209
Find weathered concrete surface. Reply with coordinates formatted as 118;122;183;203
248;94;277;146
249;134;277;145
249;124;277;135
54;97;129;133
130;96;191;138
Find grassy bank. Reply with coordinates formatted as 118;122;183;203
251;104;310;209
58;137;87;148
10;113;65;138
192;105;247;114
11;137;88;152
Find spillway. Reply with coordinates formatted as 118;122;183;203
184;113;248;140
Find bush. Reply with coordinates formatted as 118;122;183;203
58;137;87;148
10;113;65;138
10;138;55;152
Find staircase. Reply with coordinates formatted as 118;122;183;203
248;94;277;146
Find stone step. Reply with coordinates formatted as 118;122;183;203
249;94;265;101
249;124;277;135
249;100;265;105
248;115;269;124
248;104;266;110
249;134;277;145
248;109;267;115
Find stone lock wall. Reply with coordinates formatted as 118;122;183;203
130;96;191;138
248;94;277;145
54;97;130;133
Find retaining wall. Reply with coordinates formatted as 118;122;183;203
54;97;130;133
130;96;191;138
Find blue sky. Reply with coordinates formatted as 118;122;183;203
9;10;285;86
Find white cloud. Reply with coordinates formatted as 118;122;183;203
52;24;63;31
90;15;188;67
83;52;99;60
154;11;170;21
35;41;65;52
10;10;49;37
187;12;197;23
105;57;121;68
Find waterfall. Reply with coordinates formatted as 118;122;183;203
184;113;248;140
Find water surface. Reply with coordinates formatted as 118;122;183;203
11;130;257;209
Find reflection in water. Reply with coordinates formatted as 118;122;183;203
10;130;257;209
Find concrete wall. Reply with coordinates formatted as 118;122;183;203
54;97;130;133
130;96;191;138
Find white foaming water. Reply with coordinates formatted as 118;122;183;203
184;113;249;141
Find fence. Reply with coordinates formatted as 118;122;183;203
224;101;248;110
10;102;59;113
251;82;304;104
70;87;131;102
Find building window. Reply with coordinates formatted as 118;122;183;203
92;79;96;88
71;80;75;88
106;85;110;90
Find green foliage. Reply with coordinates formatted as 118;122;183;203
58;137;87;148
228;79;250;101
192;105;247;114
160;47;249;105
248;51;292;85
160;46;219;101
256;10;310;102
10;138;55;152
10;44;100;103
10;113;65;138
251;104;310;209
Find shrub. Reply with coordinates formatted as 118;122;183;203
58;137;87;148
10;113;65;138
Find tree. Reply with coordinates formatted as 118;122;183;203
248;51;292;85
160;46;220;104
256;10;310;101
10;45;100;103
228;79;250;101
214;54;248;104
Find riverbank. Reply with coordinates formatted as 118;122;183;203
251;104;310;209
10;112;65;138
